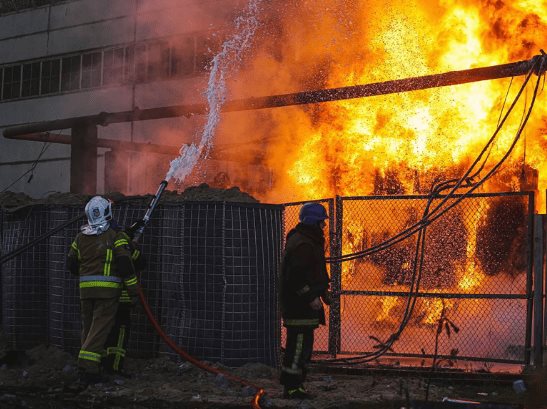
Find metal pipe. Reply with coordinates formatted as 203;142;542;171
3;55;545;138
4;132;180;155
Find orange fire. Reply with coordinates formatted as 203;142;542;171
216;1;545;331
222;0;546;208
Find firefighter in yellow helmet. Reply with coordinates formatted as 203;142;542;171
67;196;139;384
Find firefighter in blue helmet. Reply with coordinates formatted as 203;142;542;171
67;196;139;384
279;203;331;399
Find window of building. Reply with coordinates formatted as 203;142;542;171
134;44;148;83
22;61;40;97
0;0;69;15
3;65;22;100
0;32;215;102
61;55;81;92
40;59;60;95
171;37;195;77
103;47;124;86
124;46;135;83
147;41;170;81
81;52;102;89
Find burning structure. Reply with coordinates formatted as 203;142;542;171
0;0;546;374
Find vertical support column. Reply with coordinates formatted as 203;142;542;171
70;122;97;194
525;194;535;365
328;196;342;357
104;149;129;193
533;214;544;367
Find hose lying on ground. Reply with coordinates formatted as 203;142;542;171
137;286;266;409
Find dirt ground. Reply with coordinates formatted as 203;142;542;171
0;341;543;409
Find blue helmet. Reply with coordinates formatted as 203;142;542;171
299;203;328;225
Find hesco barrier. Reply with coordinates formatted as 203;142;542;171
0;201;282;367
283;192;537;367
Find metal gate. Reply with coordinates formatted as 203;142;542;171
283;192;535;367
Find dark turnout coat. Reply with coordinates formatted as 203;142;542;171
280;223;330;328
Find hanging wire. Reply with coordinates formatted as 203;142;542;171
317;55;545;365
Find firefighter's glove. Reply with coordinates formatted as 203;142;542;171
309;297;322;311
126;219;145;240
321;290;332;306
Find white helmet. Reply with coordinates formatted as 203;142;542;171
81;196;112;235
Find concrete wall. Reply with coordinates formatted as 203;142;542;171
0;0;242;197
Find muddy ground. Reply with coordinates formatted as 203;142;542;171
0;341;544;409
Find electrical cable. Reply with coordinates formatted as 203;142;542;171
326;55;544;264
316;54;545;365
0;142;51;193
0;213;85;265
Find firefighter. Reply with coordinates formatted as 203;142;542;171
279;203;331;399
67;196;139;384
103;219;146;376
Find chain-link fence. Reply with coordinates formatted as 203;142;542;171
0;191;538;369
281;193;534;366
281;199;335;353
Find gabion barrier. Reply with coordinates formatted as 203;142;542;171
283;192;534;366
1;201;282;367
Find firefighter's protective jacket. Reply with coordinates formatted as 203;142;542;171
67;228;138;299
280;223;330;328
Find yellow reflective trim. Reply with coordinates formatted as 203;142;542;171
124;277;138;286
291;333;304;372
131;249;140;260
113;326;126;370
71;242;80;260
281;365;302;375
78;350;101;363
114;239;129;247
103;249;113;277
284;318;319;327
80;281;121;289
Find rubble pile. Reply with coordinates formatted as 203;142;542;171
0;184;258;212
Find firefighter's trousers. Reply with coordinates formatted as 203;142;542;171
103;302;131;373
79;297;119;373
280;326;315;389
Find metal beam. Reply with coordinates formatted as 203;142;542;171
4;132;180;155
3;54;545;138
70;123;97;194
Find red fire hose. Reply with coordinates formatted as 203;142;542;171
137;286;266;409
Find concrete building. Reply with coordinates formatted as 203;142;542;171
0;0;245;197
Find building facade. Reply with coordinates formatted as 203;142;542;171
0;0;243;197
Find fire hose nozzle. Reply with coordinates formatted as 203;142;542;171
132;180;169;243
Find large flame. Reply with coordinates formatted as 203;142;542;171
219;0;546;209
214;0;546;334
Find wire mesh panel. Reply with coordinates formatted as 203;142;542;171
337;192;533;365
1;206;50;350
160;202;282;366
48;206;82;353
281;199;335;354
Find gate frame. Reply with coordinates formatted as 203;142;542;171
284;191;538;366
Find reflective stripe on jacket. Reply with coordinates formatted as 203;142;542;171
68;228;135;299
